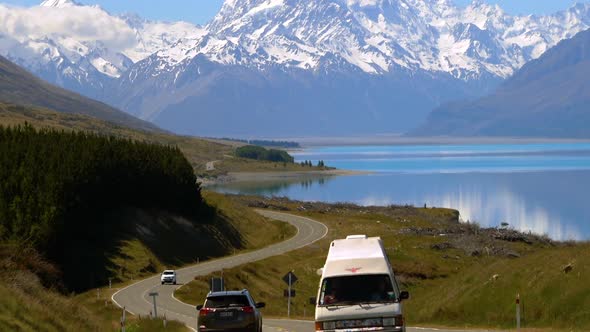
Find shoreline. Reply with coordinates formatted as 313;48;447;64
198;169;367;186
282;136;590;147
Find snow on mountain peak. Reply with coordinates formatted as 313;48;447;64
40;0;80;8
4;0;590;88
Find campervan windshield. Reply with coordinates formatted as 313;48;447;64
319;274;395;305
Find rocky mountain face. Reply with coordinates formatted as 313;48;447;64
411;28;590;138
2;0;590;136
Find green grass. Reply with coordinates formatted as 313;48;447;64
74;285;190;332
175;199;464;319
0;275;101;331
100;191;297;288
175;238;329;319
175;197;588;329
0;248;188;331
408;244;590;330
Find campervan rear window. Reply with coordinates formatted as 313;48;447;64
319;274;395;305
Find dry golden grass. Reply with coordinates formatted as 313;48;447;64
176;197;590;330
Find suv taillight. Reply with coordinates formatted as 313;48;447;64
241;306;254;313
199;308;215;316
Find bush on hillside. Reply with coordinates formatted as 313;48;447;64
235;145;294;163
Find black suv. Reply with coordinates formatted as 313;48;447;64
196;289;265;332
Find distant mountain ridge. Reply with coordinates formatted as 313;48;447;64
3;0;590;136
0;55;158;132
411;28;590;138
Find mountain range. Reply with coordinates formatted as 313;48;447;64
0;55;158;131
2;0;590;136
411;28;590;138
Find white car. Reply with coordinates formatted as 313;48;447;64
161;270;177;285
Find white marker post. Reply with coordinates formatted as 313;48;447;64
149;292;159;318
516;294;520;329
121;306;126;332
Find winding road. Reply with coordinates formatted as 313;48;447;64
112;210;497;332
112;210;328;331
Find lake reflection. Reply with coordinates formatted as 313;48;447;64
211;143;590;241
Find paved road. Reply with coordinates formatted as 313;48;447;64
112;210;497;332
112;210;328;331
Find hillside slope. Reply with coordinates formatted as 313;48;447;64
0;104;326;176
176;197;590;330
412;28;590;138
0;122;295;330
0;56;158;132
0;192;293;332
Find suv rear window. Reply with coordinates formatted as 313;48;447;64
205;295;250;308
163;271;174;275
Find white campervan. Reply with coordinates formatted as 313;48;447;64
314;235;409;332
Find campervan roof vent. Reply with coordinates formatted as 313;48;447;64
346;235;368;240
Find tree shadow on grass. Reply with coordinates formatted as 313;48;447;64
47;204;245;293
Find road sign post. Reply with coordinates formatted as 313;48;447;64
282;271;298;318
211;277;224;292
516;294;520;329
149;292;159;318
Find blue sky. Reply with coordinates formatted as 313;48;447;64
1;0;585;24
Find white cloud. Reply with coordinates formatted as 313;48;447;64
0;4;136;51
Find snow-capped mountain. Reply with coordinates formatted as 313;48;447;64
412;28;590;138
40;0;79;7
2;0;590;136
0;0;203;99
190;0;590;79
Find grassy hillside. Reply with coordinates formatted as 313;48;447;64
0;123;298;330
175;197;588;330
0;56;157;132
0;192;296;331
104;191;296;285
410;244;590;330
0;104;326;175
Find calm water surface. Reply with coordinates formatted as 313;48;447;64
212;143;590;240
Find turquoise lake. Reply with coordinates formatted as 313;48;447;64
211;142;590;240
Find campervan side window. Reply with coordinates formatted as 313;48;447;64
319;274;395;305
